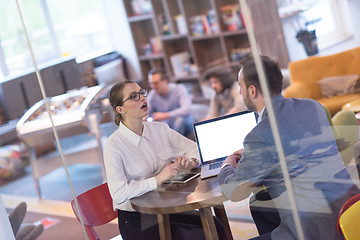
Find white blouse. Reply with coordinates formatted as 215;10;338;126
104;121;200;211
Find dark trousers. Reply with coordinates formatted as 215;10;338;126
249;195;281;240
118;210;226;240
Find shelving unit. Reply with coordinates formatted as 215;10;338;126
123;0;289;100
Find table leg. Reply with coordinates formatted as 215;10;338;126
213;204;233;240
157;214;171;240
88;113;106;180
199;207;218;240
29;147;42;199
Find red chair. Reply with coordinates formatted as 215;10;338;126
71;182;118;240
337;193;360;235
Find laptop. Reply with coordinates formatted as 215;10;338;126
193;111;258;179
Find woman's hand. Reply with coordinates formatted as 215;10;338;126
174;156;198;171
155;163;180;186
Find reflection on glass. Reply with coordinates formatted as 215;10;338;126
46;0;111;57
0;0;35;76
300;0;335;35
0;0;112;79
2;0;359;239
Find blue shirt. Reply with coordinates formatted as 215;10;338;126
147;83;192;119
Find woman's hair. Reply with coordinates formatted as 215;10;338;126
109;80;135;126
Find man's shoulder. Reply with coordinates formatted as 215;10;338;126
276;97;324;117
275;96;321;112
286;96;320;106
169;83;189;98
297;97;317;103
147;89;156;98
170;82;186;91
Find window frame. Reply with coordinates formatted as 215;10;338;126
0;0;113;81
278;0;353;50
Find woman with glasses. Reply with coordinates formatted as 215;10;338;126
104;81;226;240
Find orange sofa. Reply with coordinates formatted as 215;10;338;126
283;46;360;116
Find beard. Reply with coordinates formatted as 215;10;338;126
243;95;256;112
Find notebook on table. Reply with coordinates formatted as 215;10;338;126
193;111;258;179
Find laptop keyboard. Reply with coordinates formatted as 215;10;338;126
209;161;224;170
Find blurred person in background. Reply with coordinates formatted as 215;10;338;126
203;66;246;120
147;69;193;136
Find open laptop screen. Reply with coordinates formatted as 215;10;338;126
193;111;257;164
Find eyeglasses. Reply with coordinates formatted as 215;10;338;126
122;88;147;104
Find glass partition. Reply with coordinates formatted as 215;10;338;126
1;0;359;239
1;0;118;239
0;0;113;80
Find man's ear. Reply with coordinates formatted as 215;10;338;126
248;85;258;98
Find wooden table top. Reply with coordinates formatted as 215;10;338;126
131;176;228;215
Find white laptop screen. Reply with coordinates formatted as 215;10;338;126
193;111;257;164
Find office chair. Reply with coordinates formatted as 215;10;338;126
71;182;119;240
322;106;359;166
337;193;360;236
338;193;360;239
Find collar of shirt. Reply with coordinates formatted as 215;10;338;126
118;122;151;146
257;107;266;123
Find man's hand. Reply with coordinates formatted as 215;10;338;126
222;149;243;168
174;156;198;170
152;112;170;121
155;163;180;186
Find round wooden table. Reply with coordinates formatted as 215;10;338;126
130;176;233;240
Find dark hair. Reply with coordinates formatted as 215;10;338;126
203;66;235;89
109;80;135;126
148;69;169;82
240;55;283;96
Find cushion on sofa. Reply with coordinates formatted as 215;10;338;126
347;76;360;94
318;74;360;98
284;46;360;116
